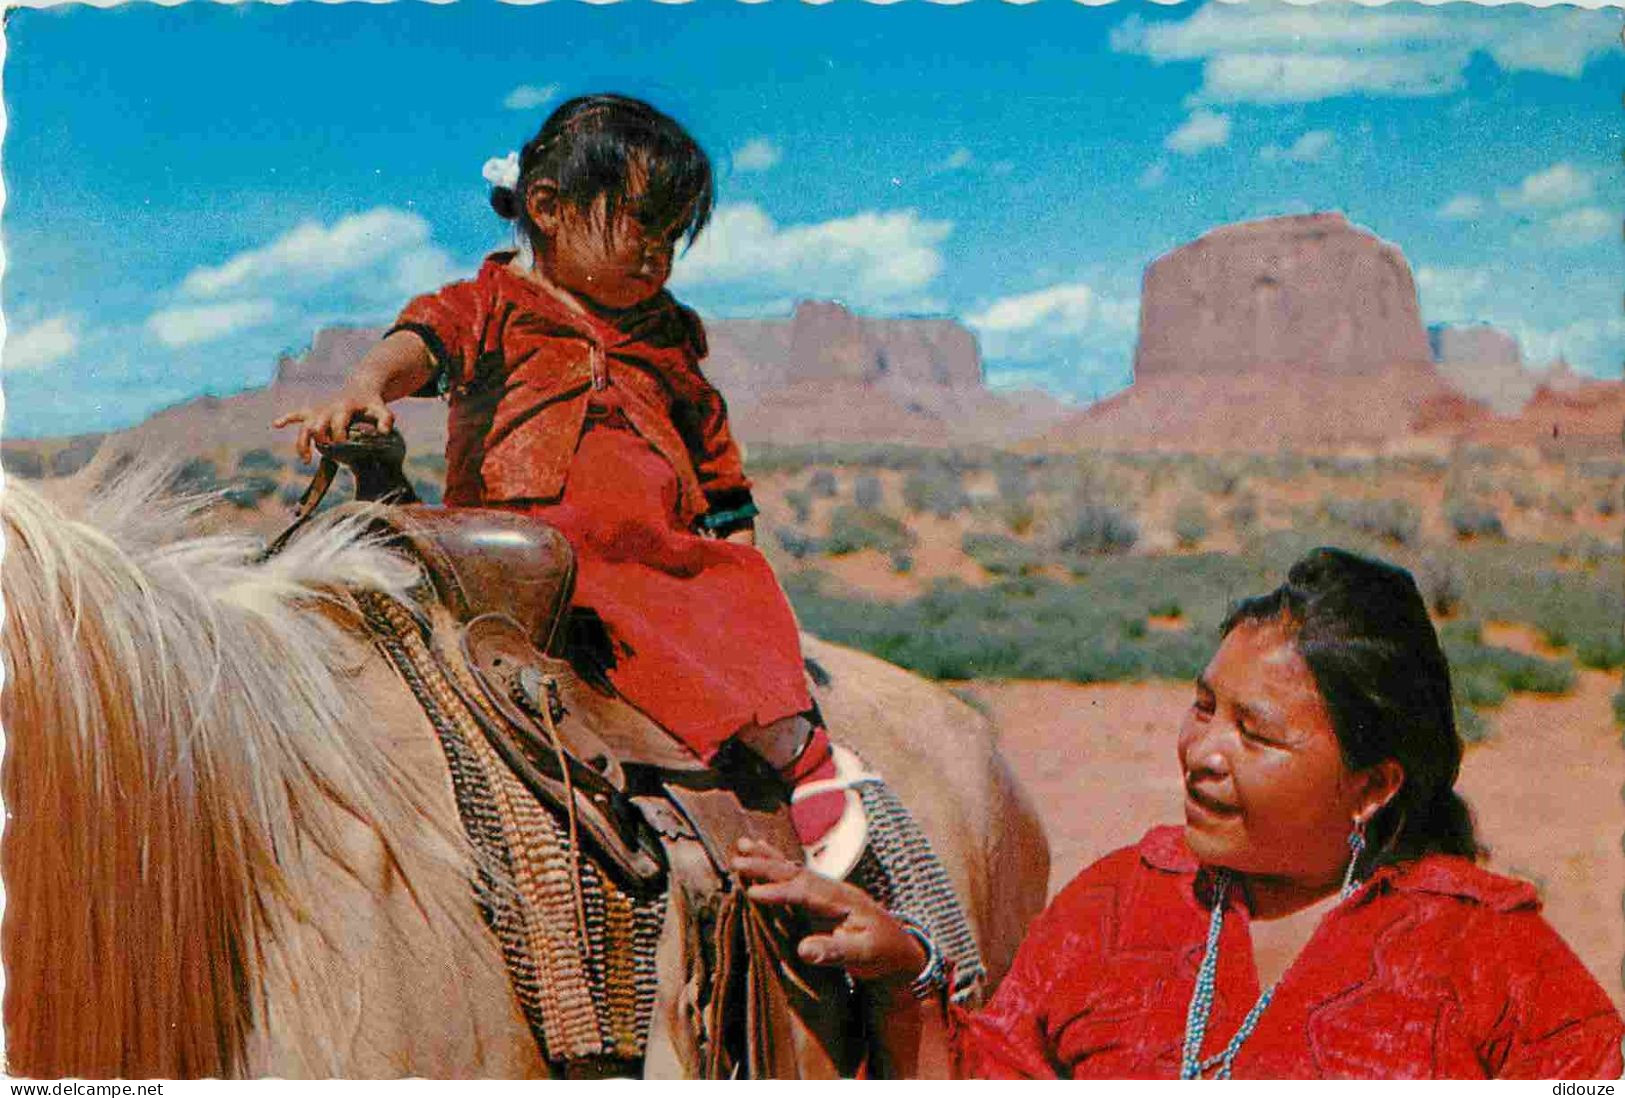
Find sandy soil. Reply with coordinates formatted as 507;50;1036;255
959;666;1625;1010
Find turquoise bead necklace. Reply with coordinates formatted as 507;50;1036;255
1180;829;1366;1080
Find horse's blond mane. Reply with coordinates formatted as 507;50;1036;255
2;466;484;1077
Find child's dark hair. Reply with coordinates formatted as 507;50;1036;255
491;93;714;252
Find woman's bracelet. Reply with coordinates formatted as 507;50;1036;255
893;914;948;999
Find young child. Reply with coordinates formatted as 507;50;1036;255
275;93;862;874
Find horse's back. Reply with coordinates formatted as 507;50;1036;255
799;635;1049;987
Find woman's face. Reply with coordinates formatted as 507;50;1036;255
1177;618;1391;890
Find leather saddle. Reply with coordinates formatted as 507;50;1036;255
274;424;860;1077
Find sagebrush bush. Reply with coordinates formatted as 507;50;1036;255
775;527;822;560
784;489;813;524
173;457;220;493
853;473;883;510
1323;496;1420;546
50;436;105;478
223;475;279;509
903;463;971;518
823;505;915;556
1418;554;1464;617
1173;499;1209;549
1;447;44;479
1057;504;1139;555
808;469;839;498
237;447;284;472
1444;498;1505;540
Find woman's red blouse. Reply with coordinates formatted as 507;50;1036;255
951;826;1623;1079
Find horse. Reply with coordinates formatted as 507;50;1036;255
1;464;1049;1078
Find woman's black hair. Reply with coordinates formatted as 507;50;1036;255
1221;546;1478;874
490;93;714;253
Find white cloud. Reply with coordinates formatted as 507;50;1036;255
1165;109;1231;156
180;208;442;299
671;202;951;310
146;300;276;348
1110;6;1617;105
1438;194;1485;221
503;83;558;111
1503;316;1624;372
1138;161;1168;189
1260;129;1334;164
1415;265;1493;321
941;147;974;171
1496;162;1597;211
1543;206;1615;249
731;138;782;173
965;282;1139;363
4;315;79;373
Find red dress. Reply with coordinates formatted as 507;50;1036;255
950;826;1624;1079
390;256;810;757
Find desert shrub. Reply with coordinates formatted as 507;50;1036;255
1173;499;1209;548
1323;496;1420;546
784;489;813;524
1443;498;1505;540
1194;461;1242;497
1057;503;1139;556
223;475;279;509
1559;535;1615;566
278;481;306;508
1577;635;1625;672
411;477;443;505
1444;637;1577;700
962;532;1045;577
50;435;104;478
1310;455;1373;478
409;451;448;474
783;555;1269;684
1595;492;1620;517
1149;599;1183;619
1;447;44;479
775;528;823;560
1227;493;1260;532
807;469;839;499
903;463;971;519
1508;484;1538;510
1614;686;1625;728
1418;554;1464;617
173;457;220;493
1544;488;1580;519
890;550;914;574
1455;704;1491;744
853;473;883;510
994;457;1033;504
823;505;915;556
237;447;284;472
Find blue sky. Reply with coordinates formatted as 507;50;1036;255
2;0;1620;438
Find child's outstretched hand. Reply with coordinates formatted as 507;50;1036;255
274;387;394;465
732;836;926;986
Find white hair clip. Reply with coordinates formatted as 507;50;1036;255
482;151;521;190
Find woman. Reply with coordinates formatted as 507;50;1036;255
735;548;1624;1078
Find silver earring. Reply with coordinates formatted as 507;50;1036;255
1340;818;1367;899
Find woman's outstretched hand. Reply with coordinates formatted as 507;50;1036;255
732;837;927;988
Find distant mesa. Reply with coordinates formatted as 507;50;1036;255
1040;212;1474;452
1429;322;1594;418
115;299;1066;458
1135;212;1433;382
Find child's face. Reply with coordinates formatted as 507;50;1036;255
536;189;678;311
